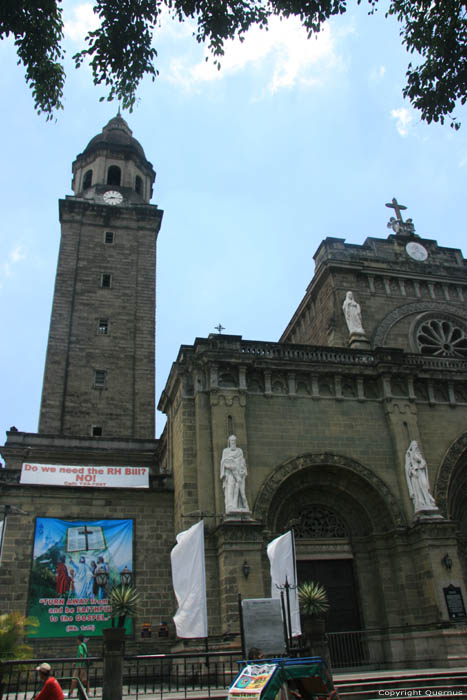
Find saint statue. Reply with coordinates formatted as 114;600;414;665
405;440;438;512
220;435;249;513
342;291;365;335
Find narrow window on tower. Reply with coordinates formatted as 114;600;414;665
135;175;143;196
107;165;121;186
98;318;109;334
91;425;103;437
94;369;106;388
101;273;112;288
83;170;93;189
104;231;114;244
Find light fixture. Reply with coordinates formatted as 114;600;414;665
442;553;453;570
120;566;132;585
242;560;250;579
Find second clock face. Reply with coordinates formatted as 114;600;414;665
406;242;428;261
103;190;123;205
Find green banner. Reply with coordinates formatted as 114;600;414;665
28;518;133;638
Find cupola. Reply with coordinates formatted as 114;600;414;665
71;114;156;205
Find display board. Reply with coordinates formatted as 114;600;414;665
242;598;285;657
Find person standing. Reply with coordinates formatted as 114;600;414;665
34;663;64;700
68;635;90;698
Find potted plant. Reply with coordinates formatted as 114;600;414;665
298;581;329;641
103;583;139;648
109;583;139;629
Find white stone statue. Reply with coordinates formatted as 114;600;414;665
405;440;437;512
342;291;365;335
220;435;249;513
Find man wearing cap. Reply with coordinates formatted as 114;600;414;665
34;663;64;700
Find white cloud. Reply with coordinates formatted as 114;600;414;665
391;107;413;137
64;3;100;43
370;65;386;81
1;244;26;285
167;16;339;94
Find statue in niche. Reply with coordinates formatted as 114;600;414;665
342;291;365;335
220;435;249;513
405;440;438;512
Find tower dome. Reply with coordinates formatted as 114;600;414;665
71;114;156;204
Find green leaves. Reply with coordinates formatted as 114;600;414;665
0;612;39;660
298;581;330;617
1;0;466;127
109;583;139;627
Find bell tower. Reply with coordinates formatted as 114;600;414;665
39;115;163;438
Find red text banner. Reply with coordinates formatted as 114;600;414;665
21;463;149;488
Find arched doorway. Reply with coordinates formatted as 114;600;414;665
254;453;403;634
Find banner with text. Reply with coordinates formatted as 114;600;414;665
21;463;149;488
28;517;133;638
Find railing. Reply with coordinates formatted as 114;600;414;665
124;650;242;698
327;629;392;670
0;651;241;699
0;657;102;699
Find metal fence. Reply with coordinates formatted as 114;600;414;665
0;657;102;700
0;651;241;699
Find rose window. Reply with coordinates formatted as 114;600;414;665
416;319;467;359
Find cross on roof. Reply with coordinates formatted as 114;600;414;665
385;197;407;222
215;323;225;334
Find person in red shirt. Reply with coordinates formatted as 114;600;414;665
34;663;64;700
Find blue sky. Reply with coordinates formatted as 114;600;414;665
1;1;467;442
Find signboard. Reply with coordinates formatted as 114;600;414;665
21;463;149;489
242;598;285;657
27;518;133;638
444;584;467;620
229;663;277;700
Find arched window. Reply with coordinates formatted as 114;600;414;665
107;165;121;186
83;170;93;189
135;175;143;195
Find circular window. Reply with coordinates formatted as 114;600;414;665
416;318;467;358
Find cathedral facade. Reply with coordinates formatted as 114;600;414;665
1;119;467;667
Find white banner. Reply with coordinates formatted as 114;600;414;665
20;463;149;489
267;530;301;637
171;520;208;638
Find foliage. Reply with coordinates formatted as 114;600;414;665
298;581;329;617
1;1;466;127
0;612;38;661
109;584;139;628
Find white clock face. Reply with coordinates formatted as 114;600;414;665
406;242;428;261
103;190;123;205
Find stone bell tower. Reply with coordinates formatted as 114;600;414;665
39;115;163;438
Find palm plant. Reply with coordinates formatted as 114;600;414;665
0;612;38;660
298;581;329;618
109;584;139;628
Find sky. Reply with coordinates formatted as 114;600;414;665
1;1;467;442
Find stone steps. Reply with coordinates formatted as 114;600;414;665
334;669;467;700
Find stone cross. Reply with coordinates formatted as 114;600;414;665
215;323;225;334
385;197;407;222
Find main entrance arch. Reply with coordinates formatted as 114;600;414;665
254;453;403;632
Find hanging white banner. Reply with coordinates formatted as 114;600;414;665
267;530;301;637
171;520;208;638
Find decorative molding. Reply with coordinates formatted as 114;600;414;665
253;452;403;527
435;431;467;517
373;301;467;348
